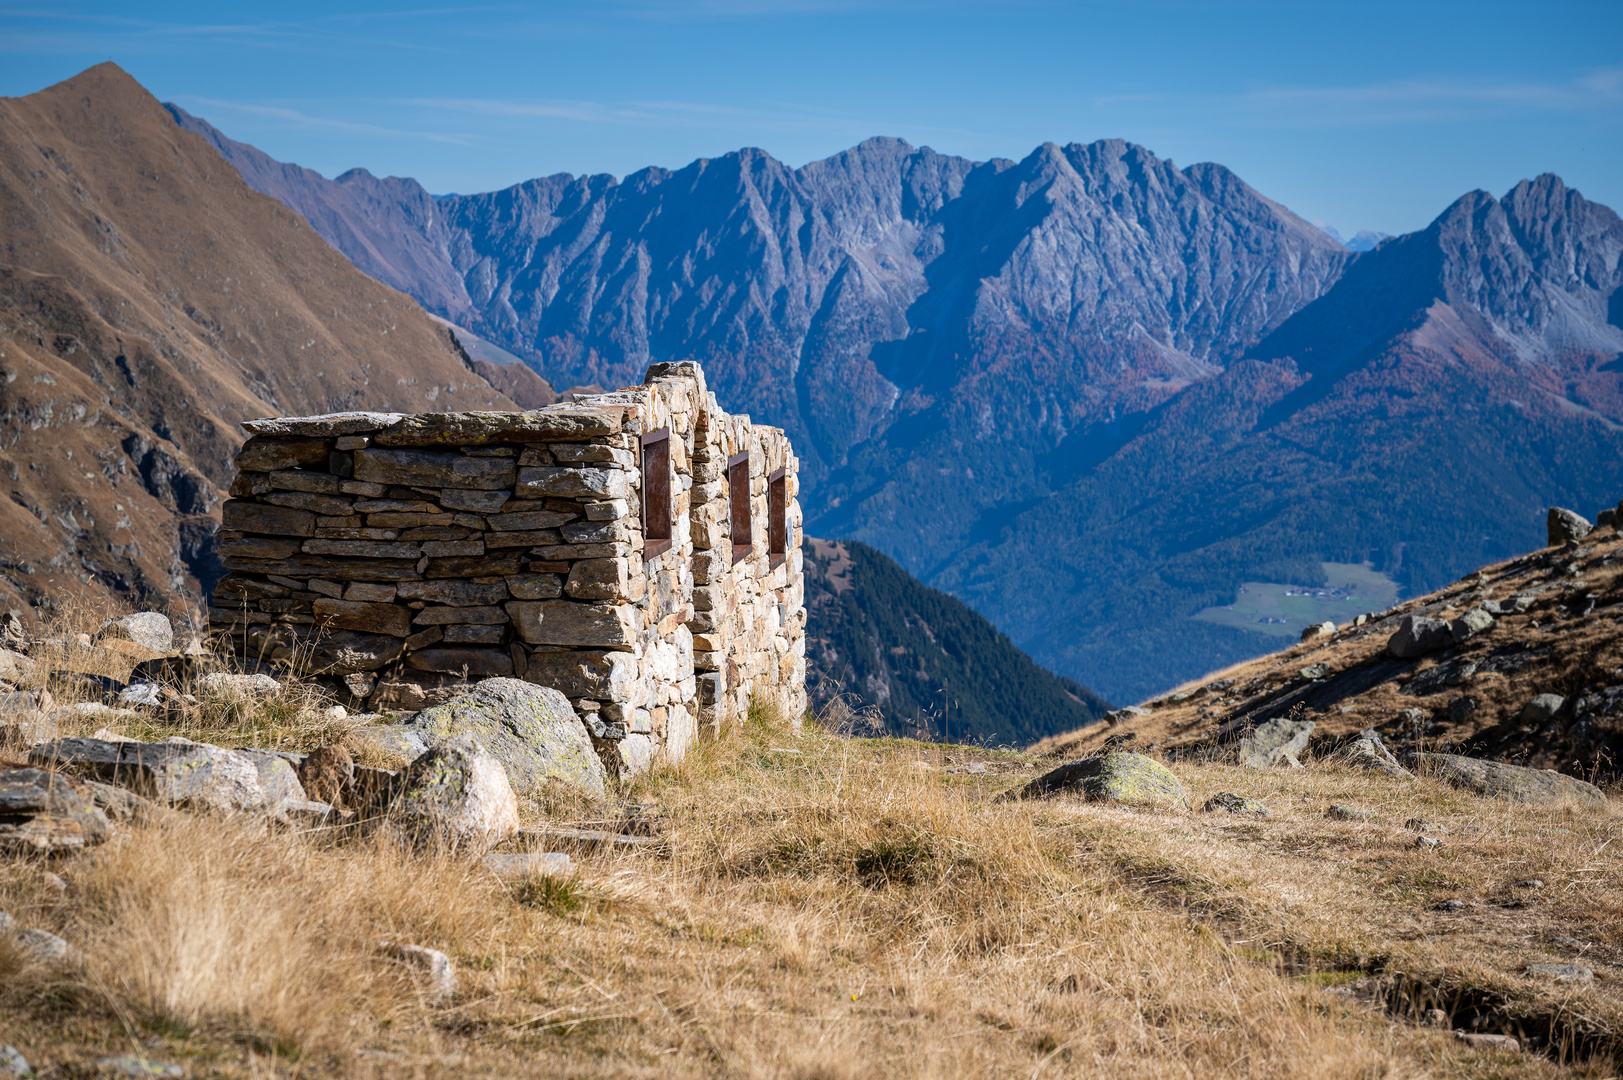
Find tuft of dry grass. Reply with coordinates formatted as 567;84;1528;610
1;692;1619;1077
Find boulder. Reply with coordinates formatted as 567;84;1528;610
1326;805;1374;821
408;677;607;800
1411;753;1607;807
1202;792;1271;816
1449;607;1494;643
1327;729;1413;778
0;768;115;854
1517;694;1565;724
1546;506;1591;547
1388;615;1453;658
1001;752;1190;810
30;738;280;814
96;612;173;654
1237;717;1314;768
0;648;38;687
383;738;519;853
1300;621;1335;642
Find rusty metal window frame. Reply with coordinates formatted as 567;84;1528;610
640;428;672;561
768;466;787;569
728;450;751;565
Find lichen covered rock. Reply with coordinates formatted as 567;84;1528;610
1413;753;1607;807
0;768;115;853
384;737;519;853
409;677;606;800
1003;752;1190;810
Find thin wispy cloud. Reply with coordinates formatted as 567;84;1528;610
1102;70;1623;129
171;95;479;146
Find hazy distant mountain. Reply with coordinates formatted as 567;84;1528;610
1312;220;1392;251
0;66;513;618
174;104;1623;704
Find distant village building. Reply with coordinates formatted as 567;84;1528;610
210;361;807;776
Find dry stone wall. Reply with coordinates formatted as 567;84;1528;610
209;361;805;776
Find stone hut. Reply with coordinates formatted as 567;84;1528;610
209;361;806;776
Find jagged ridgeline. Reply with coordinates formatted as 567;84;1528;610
804;539;1110;744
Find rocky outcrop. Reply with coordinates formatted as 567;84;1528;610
1237;718;1314;768
29;738;305;815
1411;753;1608;807
0;769;115;853
1547;507;1592;547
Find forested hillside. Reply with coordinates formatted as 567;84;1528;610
804;540;1110;745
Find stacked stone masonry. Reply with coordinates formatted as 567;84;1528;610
209;361;807;777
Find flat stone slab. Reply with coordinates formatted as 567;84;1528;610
1412;753;1608;807
1001;752;1190;811
517;826;662;850
484;852;573;878
370;407;622;447
0;768;115;853
242;411;406;437
1524;962;1593;982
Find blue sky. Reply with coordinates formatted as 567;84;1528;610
2;1;1619;237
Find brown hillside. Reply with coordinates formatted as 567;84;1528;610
1035;512;1623;778
0;64;512;624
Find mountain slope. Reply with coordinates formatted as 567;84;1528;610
1035;506;1623;782
0;64;512;622
936;176;1623;701
804;539;1110;744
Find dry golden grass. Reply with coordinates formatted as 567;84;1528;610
3;690;1620;1078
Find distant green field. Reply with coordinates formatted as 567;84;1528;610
1191;562;1401;639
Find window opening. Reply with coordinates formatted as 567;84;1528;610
768;467;787;568
728;450;752;565
641;428;671;560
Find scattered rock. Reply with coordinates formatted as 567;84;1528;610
322;705;348;721
1300;621;1335;642
1449;607;1494;643
1404;818;1444;833
0;1045;30;1078
1237;717;1314;768
383;737;519;853
1326;805;1373;821
517;826;662;851
1433;899;1465;911
41;871;66;896
1410;753;1608;807
0;690;52;717
198;672;280;698
0;768;115;854
92;1056;186;1078
1202;792;1271;817
30;738;287;814
407;677;607;800
0;649;39;688
386;942;458;1004
1517;693;1565;724
1327;729;1413;779
1415;836;1442;850
1523;962;1592;982
95;612;173;654
484;852;573;879
1104;706;1151;724
13;926;74;964
1547;506;1591;547
1299;662;1330;680
1455;1032;1519;1052
1388;615;1453;658
345;724;430;764
1001;752;1190;811
1510;879;1544;889
118;683;164;708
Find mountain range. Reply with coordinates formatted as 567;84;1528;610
174;98;1623;702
